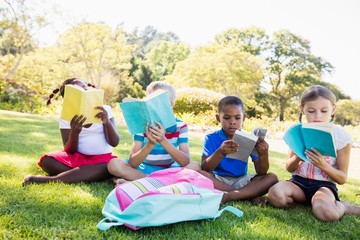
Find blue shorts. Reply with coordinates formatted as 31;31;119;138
124;159;181;175
289;175;339;204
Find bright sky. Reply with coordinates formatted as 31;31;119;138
36;0;360;100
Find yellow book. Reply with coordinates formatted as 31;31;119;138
60;85;104;125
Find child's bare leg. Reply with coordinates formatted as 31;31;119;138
107;158;146;181
184;162;201;172
23;163;112;185
311;187;346;221
268;181;306;208
198;170;234;191
40;156;72;175
340;200;360;216
223;173;278;203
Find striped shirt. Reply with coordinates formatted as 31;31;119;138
133;118;188;166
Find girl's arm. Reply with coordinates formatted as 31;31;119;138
306;144;351;184
61;115;86;153
102;117;120;147
286;150;302;172
95;106;119;147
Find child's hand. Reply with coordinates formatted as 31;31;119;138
219;140;239;155
255;139;269;155
149;121;166;143
305;148;327;169
95;106;109;124
145;123;157;145
70;115;86;134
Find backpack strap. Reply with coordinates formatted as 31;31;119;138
97;218;124;231
215;206;244;218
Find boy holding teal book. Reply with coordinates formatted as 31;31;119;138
108;81;200;183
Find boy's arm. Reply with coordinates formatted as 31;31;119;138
201;149;224;172
201;139;239;172
160;140;190;166
253;139;269;175
128;124;157;168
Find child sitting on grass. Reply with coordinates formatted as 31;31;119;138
200;96;278;204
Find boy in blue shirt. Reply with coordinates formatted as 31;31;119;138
201;96;278;203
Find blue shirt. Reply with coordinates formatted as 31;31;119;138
202;129;258;177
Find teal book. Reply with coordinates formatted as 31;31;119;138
120;90;176;135
283;122;336;162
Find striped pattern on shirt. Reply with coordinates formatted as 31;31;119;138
134;118;188;166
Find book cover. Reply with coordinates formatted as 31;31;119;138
251;127;267;156
283;122;336;162
119;90;176;135
60;85;104;125
226;130;259;162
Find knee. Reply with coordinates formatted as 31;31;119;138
107;158;126;176
312;200;341;221
266;173;279;185
268;184;287;208
185;162;201;172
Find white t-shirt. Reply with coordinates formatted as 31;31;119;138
293;125;353;182
59;105;114;155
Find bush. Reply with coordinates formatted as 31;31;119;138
174;87;224;115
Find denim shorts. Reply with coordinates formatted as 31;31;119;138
290;175;339;204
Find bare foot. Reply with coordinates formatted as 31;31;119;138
221;192;230;204
341;200;360;216
22;175;35;186
250;196;268;205
113;178;128;187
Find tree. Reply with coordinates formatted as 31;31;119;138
145;41;190;81
58;22;133;87
0;0;47;79
168;43;263;108
126;26;181;89
214;27;268;56
264;30;334;121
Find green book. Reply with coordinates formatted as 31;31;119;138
120;90;176;135
283;122;336;162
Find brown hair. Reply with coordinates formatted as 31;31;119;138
299;85;336;122
46;78;95;105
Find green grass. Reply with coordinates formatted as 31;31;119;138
0;109;359;240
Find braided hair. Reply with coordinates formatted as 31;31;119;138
46;78;96;105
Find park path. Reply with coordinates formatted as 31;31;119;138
267;139;359;181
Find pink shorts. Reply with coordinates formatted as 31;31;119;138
38;150;117;168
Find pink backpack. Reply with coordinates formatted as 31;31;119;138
97;168;243;230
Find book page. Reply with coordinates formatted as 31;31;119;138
227;130;258;162
60;85;104;124
301;123;336;158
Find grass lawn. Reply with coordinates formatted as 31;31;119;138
0;109;359;240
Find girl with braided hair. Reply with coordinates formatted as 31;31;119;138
23;78;120;185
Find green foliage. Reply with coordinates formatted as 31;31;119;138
0;79;44;113
145;41;190;81
174;87;224;114
168;43;263;107
336;99;360;126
